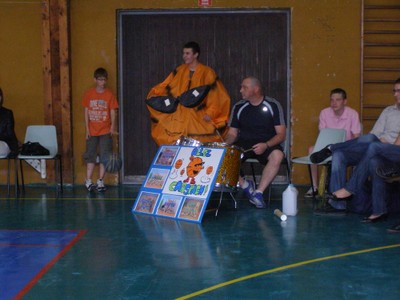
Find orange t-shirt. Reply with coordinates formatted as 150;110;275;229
82;88;119;136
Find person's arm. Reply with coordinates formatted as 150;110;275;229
6;110;19;152
224;127;238;145
350;110;361;139
394;132;400;146
370;108;387;140
318;110;327;130
110;109;117;135
252;125;286;155
84;107;90;139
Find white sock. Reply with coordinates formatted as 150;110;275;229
241;180;249;189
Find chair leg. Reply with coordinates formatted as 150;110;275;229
285;160;291;184
250;162;257;186
19;160;25;194
57;156;63;194
307;165;316;198
7;158;11;197
14;158;19;197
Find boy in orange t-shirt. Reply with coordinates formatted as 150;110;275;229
82;68;119;192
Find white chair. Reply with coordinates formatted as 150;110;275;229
18;125;63;193
291;128;346;196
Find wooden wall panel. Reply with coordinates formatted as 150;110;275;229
41;0;73;184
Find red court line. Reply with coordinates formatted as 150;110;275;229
13;229;87;300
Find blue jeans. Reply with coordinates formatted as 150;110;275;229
330;140;400;214
328;134;379;209
345;142;400;214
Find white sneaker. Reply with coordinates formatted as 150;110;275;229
304;187;317;198
85;179;96;192
96;179;106;192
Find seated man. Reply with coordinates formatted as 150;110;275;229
0;88;19;158
305;88;361;197
311;77;400;214
224;77;286;209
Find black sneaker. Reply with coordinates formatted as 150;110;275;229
376;164;400;183
310;145;332;164
314;203;346;216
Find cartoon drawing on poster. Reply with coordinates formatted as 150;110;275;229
134;192;159;214
178;198;205;221
163;146;225;199
169;157;185;179
156;195;183;218
144;168;170;190
154;146;179;166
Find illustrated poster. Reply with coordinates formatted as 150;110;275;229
132;145;225;223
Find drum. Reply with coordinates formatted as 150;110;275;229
174;136;203;147
204;142;243;189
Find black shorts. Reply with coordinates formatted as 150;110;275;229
236;140;283;165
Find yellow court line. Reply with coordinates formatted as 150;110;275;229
177;243;400;300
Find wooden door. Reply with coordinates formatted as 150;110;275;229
118;9;290;183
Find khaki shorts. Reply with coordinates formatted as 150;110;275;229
83;134;112;164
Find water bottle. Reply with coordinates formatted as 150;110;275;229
282;184;298;216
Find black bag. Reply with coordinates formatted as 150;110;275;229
146;96;178;113
178;85;211;108
20;141;50;156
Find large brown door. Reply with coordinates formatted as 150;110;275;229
118;9;290;183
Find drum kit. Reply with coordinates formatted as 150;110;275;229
174;136;245;216
174;136;243;191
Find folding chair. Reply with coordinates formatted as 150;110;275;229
18;125;63;193
291;128;346;197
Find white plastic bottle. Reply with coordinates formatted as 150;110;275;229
282;184;298;216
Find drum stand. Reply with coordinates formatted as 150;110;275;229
213;185;237;217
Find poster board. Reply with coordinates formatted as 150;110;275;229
132;145;225;223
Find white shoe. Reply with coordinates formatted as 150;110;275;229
96;179;107;192
85;179;96;192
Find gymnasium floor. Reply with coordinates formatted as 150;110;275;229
1;184;400;300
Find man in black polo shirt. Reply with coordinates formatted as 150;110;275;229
224;77;286;208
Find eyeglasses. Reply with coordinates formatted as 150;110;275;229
393;89;400;93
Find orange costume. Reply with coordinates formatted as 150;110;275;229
146;63;230;145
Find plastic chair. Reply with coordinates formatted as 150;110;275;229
18;125;63;193
291;128;346;196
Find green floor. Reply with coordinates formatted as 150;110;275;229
1;185;400;299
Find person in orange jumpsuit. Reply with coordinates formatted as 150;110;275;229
146;41;231;146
